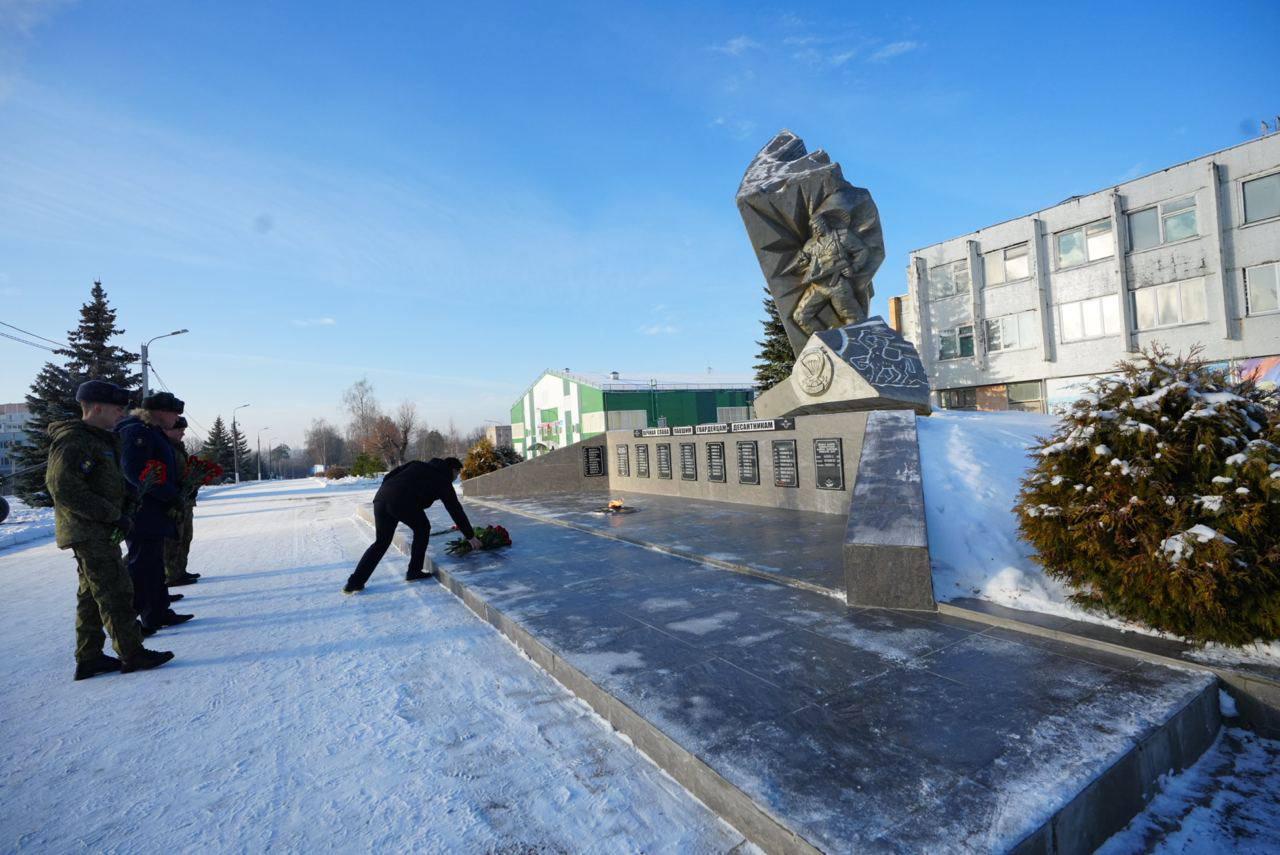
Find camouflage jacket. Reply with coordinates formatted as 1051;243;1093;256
45;419;130;549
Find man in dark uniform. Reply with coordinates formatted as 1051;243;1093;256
162;416;199;589
117;391;193;633
46;380;174;679
344;456;481;594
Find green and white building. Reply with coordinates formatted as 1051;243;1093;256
510;370;757;459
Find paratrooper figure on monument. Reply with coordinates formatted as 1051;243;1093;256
785;209;874;336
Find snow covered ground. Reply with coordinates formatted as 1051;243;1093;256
0;480;747;852
916;411;1280;668
0;497;55;552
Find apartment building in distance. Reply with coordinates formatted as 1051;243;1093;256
897;132;1280;413
1;403;33;483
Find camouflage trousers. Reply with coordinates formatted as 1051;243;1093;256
164;507;195;583
72;539;145;663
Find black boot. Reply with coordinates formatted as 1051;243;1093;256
121;649;175;673
405;569;433;582
168;574;199;587
160;612;194;627
342;582;364;595
168;593;185;602
74;654;122;681
138;620;158;638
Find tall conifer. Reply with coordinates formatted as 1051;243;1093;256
12;282;139;504
753;287;793;391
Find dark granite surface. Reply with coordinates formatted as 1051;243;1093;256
468;490;848;595
415;499;1214;853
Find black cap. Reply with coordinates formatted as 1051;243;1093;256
173;416;188;429
140;391;185;413
444;456;463;471
75;380;131;407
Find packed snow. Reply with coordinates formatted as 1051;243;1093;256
0;480;747;852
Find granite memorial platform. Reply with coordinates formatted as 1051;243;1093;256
358;499;1220;854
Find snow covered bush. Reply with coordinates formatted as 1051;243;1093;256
1016;348;1280;645
460;438;522;480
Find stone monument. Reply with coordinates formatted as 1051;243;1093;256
737;130;931;417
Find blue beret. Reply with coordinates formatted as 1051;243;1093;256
75;380;131;406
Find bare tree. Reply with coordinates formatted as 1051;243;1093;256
413;425;448;460
305;418;345;467
341;377;381;455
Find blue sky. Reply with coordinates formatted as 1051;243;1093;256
2;0;1277;449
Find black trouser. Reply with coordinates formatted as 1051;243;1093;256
348;499;430;587
126;536;170;628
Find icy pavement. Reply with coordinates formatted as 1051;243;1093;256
0;480;747;852
0;497;55;551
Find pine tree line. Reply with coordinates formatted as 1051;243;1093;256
753;286;793;391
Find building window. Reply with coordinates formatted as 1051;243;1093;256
938;325;974;360
984;310;1038;352
716;406;750;423
1133;278;1207;330
1006;381;1043;412
1127;195;1198;251
1243;172;1280;224
1059;294;1122;342
940;388;977;410
1056;218;1113;269
929;259;970;299
1245;262;1280;316
983;243;1030;286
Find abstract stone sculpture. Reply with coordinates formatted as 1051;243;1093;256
753;317;932;418
737;130;886;357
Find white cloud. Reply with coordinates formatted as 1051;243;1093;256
869;40;920;62
638;323;678;336
712;35;760;56
711;116;757;140
291;317;336;328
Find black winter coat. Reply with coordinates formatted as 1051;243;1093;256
116;415;180;539
375;459;474;538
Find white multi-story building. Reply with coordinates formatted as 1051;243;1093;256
900;133;1280;413
0;403;33;483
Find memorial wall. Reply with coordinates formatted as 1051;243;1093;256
601;411;870;516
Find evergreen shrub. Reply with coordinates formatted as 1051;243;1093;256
350;452;382;478
461;437;516;479
1015;348;1279;645
324;465;350;480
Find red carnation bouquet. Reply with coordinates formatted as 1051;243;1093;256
112;460;167;544
181;455;224;501
445;524;512;555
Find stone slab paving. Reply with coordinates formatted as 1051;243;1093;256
404;500;1217;853
466;491;848;596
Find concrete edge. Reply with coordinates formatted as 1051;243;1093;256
1015;678;1221;855
352;503;822;855
939;601;1280;739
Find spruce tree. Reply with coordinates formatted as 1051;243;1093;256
201;416;236;473
11;281;140;505
753;287;793;391
231;423;252;478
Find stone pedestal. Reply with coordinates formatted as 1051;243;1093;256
754;317;932;419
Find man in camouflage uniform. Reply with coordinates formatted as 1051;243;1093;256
46;380;174;680
163;416;199;588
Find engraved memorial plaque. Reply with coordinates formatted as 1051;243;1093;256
813;438;844;491
583;445;606;478
736;440;760;485
772;439;798;488
616;443;630;478
636;444;650;478
706;442;726;483
679;443;697;480
656;443;673;479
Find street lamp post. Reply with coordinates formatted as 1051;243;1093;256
257;427;271;481
232;403;250;483
139;329;189;401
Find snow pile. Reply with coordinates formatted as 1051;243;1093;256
0;499;55;552
918;410;1280;664
917;411;1079;617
